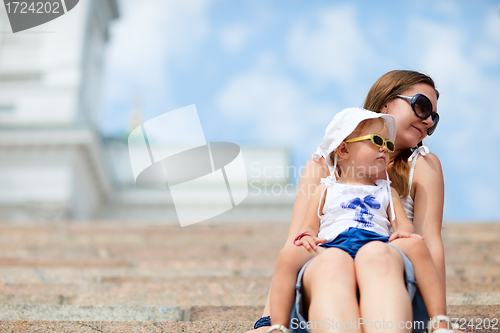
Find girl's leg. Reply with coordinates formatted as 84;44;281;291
390;237;449;330
355;241;412;333
270;244;325;328
302;248;361;333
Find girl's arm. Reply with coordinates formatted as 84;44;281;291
411;152;446;290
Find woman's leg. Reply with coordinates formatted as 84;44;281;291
355;241;412;333
270;244;325;328
302;248;361;332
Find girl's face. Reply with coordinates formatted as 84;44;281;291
343;119;391;180
382;83;438;150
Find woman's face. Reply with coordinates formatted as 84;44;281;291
383;83;438;150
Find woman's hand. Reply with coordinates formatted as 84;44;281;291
295;235;327;250
389;231;424;242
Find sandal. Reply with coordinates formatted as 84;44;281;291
427;315;459;333
268;324;291;333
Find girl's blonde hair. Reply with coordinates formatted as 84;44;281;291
363;70;439;198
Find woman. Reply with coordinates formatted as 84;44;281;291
248;70;445;333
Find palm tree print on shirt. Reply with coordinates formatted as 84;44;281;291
340;195;381;228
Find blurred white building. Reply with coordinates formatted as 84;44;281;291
0;0;118;221
0;0;295;223
101;141;295;223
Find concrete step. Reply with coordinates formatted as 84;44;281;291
0;305;499;332
0;305;185;321
0;222;498;295
447;293;500;306
1;296;499;321
0;222;498;332
0;268;274;284
0;320;255;332
0;305;262;333
0;276;270;307
2;287;499;307
0;223;285;275
0;305;263;322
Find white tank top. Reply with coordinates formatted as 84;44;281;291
401;146;429;224
317;177;392;241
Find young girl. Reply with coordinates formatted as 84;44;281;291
268;107;453;333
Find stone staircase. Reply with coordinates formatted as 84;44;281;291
0;222;498;332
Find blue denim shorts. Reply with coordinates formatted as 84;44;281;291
289;236;428;333
319;227;389;259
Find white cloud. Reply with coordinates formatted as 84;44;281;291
486;7;500;42
407;14;500;220
407;19;486;146
433;0;461;18
408;17;498;133
473;45;500;66
286;4;374;83
101;0;211;130
215;71;335;145
408;20;479;96
475;10;500;65
406;20;482;154
255;51;277;69
219;24;250;53
107;0;210;76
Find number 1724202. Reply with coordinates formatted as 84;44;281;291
5;1;61;14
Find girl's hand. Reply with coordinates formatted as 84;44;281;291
295;235;327;250
389;231;424;242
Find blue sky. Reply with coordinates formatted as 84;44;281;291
99;0;500;222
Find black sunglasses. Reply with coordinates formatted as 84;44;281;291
397;94;439;135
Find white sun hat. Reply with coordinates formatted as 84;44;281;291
312;107;397;174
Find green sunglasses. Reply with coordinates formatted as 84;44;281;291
345;134;395;153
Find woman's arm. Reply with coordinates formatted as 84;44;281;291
411;152;446;290
388;186;417;241
286;157;330;243
294;183;328;250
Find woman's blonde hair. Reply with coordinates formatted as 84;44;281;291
363;70;439;198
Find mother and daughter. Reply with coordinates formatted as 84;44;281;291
247;70;453;333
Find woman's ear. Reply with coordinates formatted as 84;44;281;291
337;142;349;160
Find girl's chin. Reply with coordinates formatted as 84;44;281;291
370;170;387;180
371;175;386;182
